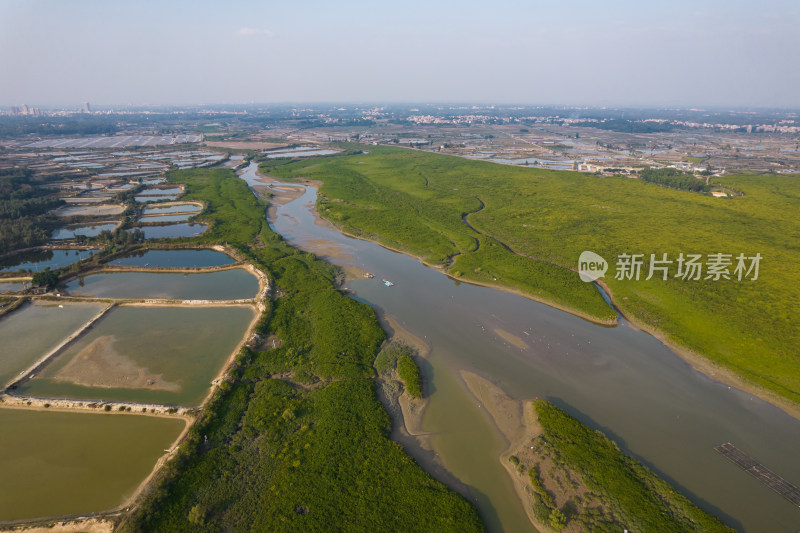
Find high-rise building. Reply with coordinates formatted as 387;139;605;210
83;101;91;113
21;104;29;115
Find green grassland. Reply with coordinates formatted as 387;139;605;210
260;146;800;406
120;168;485;532
530;400;734;532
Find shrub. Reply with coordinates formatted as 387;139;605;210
397;355;422;398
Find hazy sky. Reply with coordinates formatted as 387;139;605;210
1;0;799;107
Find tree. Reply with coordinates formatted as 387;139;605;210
188;504;206;526
32;269;58;288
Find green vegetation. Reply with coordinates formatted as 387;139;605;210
119;168;484;532
397;355;422;398
639;167;710;192
0;116;118;138
0;168;63;253
374;342;422;398
531;400;734;532
260;146;800;406
165;168;266;246
374;342;414;376
573;119;678;133
31;269;58;288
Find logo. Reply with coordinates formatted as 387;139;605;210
578;251;608;282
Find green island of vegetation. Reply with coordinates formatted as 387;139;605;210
397;354;423;399
259;146;800;408
638;167;710;192
518;400;734;532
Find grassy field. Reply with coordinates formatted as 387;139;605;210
260;146;800;406
120;168;485;532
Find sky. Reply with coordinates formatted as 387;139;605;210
1;0;799;108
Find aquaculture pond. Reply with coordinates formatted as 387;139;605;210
20;305;256;405
53;204;125;217
0;249;97;273
141;222;207;239
138;213;194;223
63;269;258;300
142;203;202;214
0;282;27;293
0;409;185;521
0;302;106;387
51;223;118;239
139;187;182;196
134;194;180;203
108;249;235;268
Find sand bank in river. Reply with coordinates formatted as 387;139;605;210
386;316;431;438
460;371;545;532
493;328;530;351
373;315;432;441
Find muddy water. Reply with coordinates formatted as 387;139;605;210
241;163;800;533
63;269;258;300
19;305;255;405
0;409;184;521
138;213;194;223
142;203;201;214
0;302;107;386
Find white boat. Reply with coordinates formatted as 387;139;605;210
382;279;394;287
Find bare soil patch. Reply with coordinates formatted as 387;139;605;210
53;336;181;392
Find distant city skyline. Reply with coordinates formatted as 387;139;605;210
1;0;799;108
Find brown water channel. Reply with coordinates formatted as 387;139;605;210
241;162;800;533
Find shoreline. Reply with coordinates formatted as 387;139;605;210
594;278;800;421
311;211;618;327
459;371;543;533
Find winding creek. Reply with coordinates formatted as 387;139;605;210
240;162;800;532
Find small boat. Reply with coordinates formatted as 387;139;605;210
364;272;375;278
382;279;394;287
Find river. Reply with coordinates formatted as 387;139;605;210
240;162;800;532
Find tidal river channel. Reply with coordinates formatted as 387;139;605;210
240;162;800;532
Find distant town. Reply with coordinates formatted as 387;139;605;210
3;103;797;177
